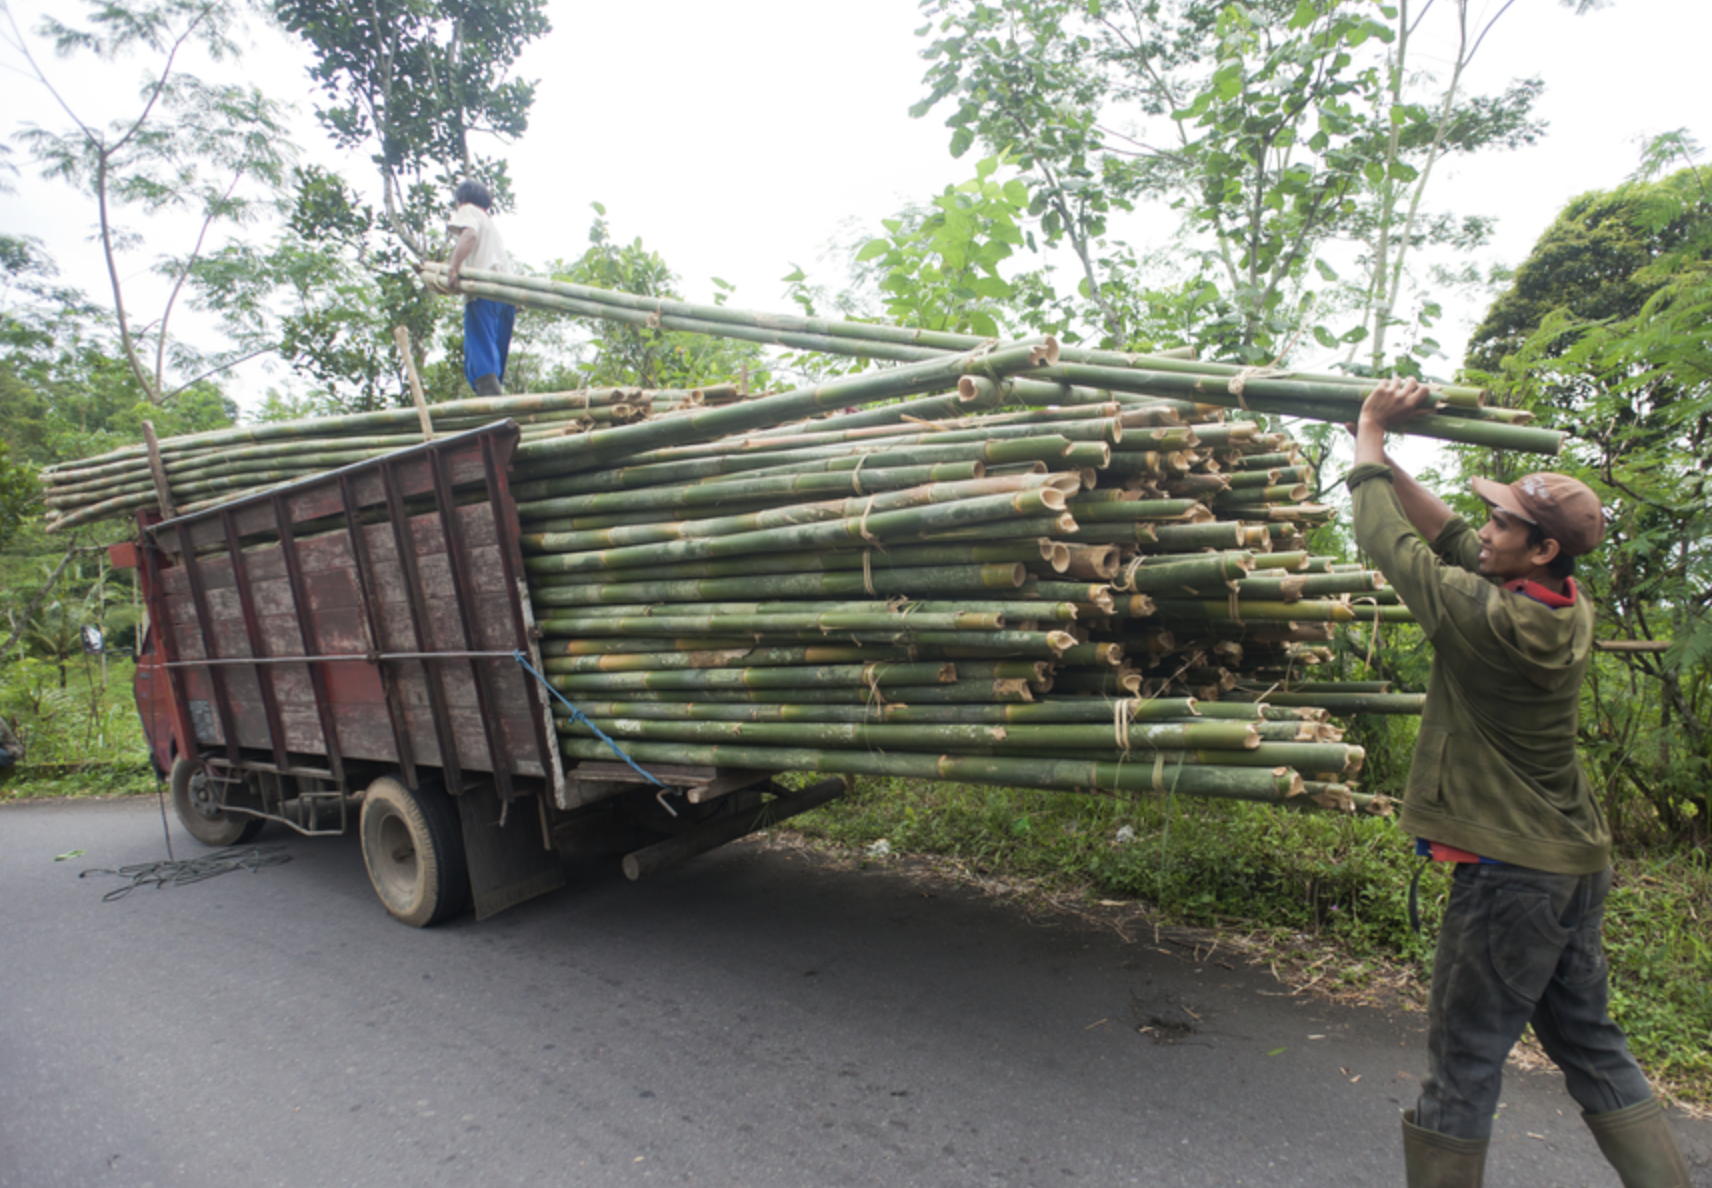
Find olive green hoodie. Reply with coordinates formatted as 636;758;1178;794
1348;463;1609;874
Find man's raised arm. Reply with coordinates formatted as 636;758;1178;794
1354;377;1456;543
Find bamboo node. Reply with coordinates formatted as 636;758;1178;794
967;339;1005;387
899;415;952;432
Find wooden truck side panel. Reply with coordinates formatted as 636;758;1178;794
152;501;545;776
127;424;562;802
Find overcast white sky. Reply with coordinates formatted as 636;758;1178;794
1;0;1707;414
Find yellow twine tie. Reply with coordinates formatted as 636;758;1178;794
1113;696;1135;752
1352;595;1384;672
857;496;880;545
1225;366;1289;412
1119;554;1147;593
863;663;888;708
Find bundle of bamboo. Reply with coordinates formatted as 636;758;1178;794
37;387;707;531
490;376;1404;814
422;263;1565;456
38;276;1449;817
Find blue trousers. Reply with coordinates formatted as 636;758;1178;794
463;298;515;390
1416;863;1654;1139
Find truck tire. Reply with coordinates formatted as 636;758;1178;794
359;777;469;927
171;757;265;847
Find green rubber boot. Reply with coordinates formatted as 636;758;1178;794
472;372;504;396
1402;1110;1488;1188
1584;1098;1692;1188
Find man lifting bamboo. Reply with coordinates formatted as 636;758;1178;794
1349;378;1690;1187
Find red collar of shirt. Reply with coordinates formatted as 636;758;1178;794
1504;576;1577;608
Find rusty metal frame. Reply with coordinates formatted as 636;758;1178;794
377;452;465;794
478;432;558;800
271;488;347;787
170;519;241;767
426;438;512;800
220;507;290;774
134;514;198;768
338;471;419;791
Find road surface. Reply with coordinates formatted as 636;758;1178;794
1;796;1705;1187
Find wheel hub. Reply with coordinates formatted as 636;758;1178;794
187;772;224;819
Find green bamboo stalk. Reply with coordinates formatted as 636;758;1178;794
558;736;1302;801
1236;692;1427;714
561;697;1207;725
1250;551;1311;571
510;339;1062;478
567;716;1259;754
510;434;1077;503
518;462;992;523
1151;598;1415;623
1066;498;1209;523
521;487;1069;576
1116;552;1254;591
520;474;1070;555
548;661;957;693
527;539;1065;591
1283;680;1394;692
535;612;1008;636
918;514;1080;542
529;563;1029;606
544;644;925;674
1234;571;1385;599
557;682;1038;705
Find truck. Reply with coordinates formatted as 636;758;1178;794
116;422;848;926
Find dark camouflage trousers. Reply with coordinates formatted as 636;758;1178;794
1415;863;1655;1140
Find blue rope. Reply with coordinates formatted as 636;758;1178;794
513;650;665;788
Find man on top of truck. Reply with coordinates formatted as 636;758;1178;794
1348;377;1690;1188
445;179;515;397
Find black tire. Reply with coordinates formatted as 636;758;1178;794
358;776;469;927
171;757;265;847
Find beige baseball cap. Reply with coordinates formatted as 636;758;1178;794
1471;472;1605;557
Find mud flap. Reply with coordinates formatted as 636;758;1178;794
457;784;566;921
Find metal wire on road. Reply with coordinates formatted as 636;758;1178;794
80;845;291;902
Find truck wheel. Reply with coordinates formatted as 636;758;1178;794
359;777;469;927
171;757;265;847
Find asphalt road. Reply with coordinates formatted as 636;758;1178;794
2;796;1706;1188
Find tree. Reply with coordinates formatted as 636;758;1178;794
265;0;550;406
855;154;1030;338
0;439;38;554
912;0;1545;366
1461;154;1712;842
4;0;294;405
549;205;772;392
273;0;550;260
186;164;444;413
1;234;233;468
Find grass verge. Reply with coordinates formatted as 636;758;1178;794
2;655;158;800
785;775;1712;1109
